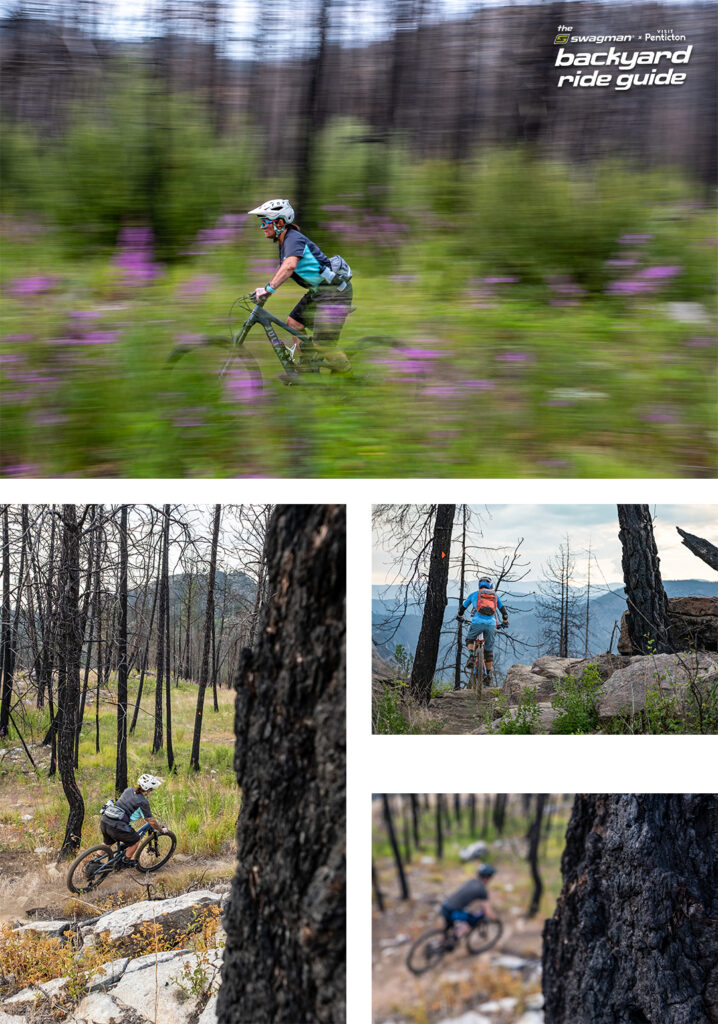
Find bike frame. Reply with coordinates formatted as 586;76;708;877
233;300;311;374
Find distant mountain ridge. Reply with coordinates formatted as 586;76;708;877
372;579;718;681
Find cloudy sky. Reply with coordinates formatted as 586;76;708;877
372;504;718;588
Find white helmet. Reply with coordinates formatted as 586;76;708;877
137;773;163;791
247;198;295;225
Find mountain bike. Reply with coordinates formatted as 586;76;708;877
462;621;507;700
167;292;356;395
66;823;177;894
406;915;503;975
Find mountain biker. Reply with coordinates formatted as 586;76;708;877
100;774;168;868
247;198;353;373
456;577;509;684
441;865;500;936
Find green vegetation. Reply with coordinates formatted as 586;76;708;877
491;686;542;734
0;674;238;858
551;664;603;734
372;683;445;735
2;98;716;477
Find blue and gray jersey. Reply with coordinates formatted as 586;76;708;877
279;229;332;289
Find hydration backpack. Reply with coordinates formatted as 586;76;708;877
320;255;353;291
474;588;498;618
100;799;125;821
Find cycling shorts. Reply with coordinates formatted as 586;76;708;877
466;620;497;654
289;282;353;346
101;819;142;845
440;902;482;928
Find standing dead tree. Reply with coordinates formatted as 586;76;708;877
218;505;345;1024
410;504;455;704
617;505;673;654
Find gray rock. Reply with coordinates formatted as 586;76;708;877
81;891;223;942
197;993;218;1024
477;996;518;1012
504;658;582;702
516;1013;544;1024
16;919;72;939
459;840;488;862
86;957;130;993
435;1014;493;1024
3;976;68;1005
123;950;190;974
110;951;222;1024
598;652;718;720
75;992;127;1023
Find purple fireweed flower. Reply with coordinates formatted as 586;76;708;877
618;233;653;244
538;458;570;468
1;333;33;344
605;259;637;268
483;276;519;285
8;276;58;297
496;352;533;363
641;406;679;423
70;310;101;321
113;226;160;286
638;266;681;280
606;279;652;295
464;379;496;391
2;464;42;477
224;370;262;404
685;336;714;349
178;274;219;297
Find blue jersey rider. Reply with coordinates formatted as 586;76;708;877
441;865;500;935
456;577;509;684
247;198;353;373
100;773;168;867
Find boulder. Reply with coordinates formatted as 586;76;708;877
75;992;126;1024
80;890;222;943
459;840;488;862
618;596;718;654
504;658;583;703
16;919;72;939
110;950;222;1024
598;651;718;721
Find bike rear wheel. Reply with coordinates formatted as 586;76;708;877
406;928;451;975
466;918;503;955
473;645;485;700
67;844;114;894
134;830;177;873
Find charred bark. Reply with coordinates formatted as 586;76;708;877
617;505;673;654
409;504;455;704
676;526;718;573
543;794;718;1023
218;505;345;1024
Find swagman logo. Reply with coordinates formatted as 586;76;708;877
554;34;570;44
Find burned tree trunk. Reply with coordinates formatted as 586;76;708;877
409;504;455;704
617;505;673;654
676;526;718;573
218;505;345;1024
57;506;85;858
543;794;718;1024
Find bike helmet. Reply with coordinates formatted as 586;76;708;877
478;577;492;589
477;864;496;878
247;198;295;227
137;773;163;792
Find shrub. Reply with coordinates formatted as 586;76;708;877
492;686;541;734
551;664;603;734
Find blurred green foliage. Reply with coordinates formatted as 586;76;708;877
1;99;716;478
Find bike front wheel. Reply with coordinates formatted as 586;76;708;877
406;928;450;975
134;830;177;872
167;337;264;404
67;844;114;894
466;918;503;955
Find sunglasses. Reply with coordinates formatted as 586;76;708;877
259;217;277;229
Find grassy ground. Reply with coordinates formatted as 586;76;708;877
2;207;716;478
0;673;239;859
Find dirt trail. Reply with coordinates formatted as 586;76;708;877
427;690;494;734
0;845;237;926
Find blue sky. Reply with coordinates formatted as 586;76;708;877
372;504;718;587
